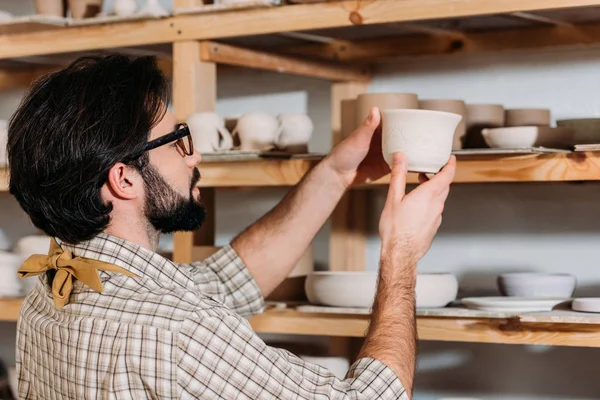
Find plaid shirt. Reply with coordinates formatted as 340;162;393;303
16;233;407;399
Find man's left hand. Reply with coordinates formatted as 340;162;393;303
325;106;391;189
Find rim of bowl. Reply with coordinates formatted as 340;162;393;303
499;272;574;278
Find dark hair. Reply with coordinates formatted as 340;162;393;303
7;54;171;244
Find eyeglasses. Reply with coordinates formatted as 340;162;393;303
143;122;194;156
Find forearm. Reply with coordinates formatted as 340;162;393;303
358;248;417;397
231;158;347;296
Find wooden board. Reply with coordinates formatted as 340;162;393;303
0;15;67;35
0;298;23;322
174;0;279;15
4;0;600;59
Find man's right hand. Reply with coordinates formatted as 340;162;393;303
379;153;457;266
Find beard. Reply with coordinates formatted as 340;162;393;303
140;165;206;233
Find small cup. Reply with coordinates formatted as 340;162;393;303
275;113;313;153
381;109;462;173
186;112;233;153
233;111;281;151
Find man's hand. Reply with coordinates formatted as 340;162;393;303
324;106;391;188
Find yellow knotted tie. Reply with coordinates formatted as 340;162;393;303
17;238;139;308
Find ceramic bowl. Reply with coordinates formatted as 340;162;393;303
416;273;459;308
505;108;551;127
497;272;576;298
381;109;462;173
480;126;574;149
556;118;600;145
305;271;378;308
419;99;467;150
356;93;418;127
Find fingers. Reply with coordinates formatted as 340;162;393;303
353;107;381;138
418;173;429;184
385;152;408;206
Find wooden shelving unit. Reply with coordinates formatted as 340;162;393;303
3;0;600;352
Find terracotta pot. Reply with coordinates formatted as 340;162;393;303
505;108;551;127
68;0;102;18
464;104;505;149
355;93;418;128
419;99;467;150
381;109;461;173
35;0;66;17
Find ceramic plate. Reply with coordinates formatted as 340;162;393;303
461;296;571;312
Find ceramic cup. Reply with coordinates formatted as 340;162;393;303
68;0;102;19
186;112;233;153
419;99;467;150
233;111;282;151
381;109;462;173
464;104;505;149
275;113;313;153
505;108;551;127
356;93;418;128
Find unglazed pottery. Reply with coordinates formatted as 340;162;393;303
186;112;233;153
233;111;281;151
416;273;459;308
68;0;102;18
138;0;169;16
480;126;574;149
461;297;570;312
419;99;467;150
572;298;600;313
464;104;505;149
497;273;576;298
113;0;136;16
35;0;65;17
356;93;418;128
0;11;13;21
305;271;378;308
381;109;462;173
556;118;600;145
505;108;551;127
275;113;313;152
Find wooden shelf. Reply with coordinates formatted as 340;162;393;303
0;298;23;322
2;0;600;60
249;307;600;348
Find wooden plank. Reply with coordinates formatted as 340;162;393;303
199;41;370;82
3;0;600;59
286;22;600;62
172;39;216;263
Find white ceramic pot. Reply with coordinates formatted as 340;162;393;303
233;111;281;151
275;113;313;151
187;112;233;153
138;0;168;16
299;356;350;380
305;271;378;308
480;126;574;149
416;273;458;308
497;272;576;298
381;109;462;173
113;0;136;16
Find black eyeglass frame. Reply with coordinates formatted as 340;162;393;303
143;122;194;155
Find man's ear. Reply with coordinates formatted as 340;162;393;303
105;163;141;200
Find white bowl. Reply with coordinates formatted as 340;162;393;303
416;273;458;308
381;109;462;173
480;126;574;149
305;271;377;308
497;272;576;298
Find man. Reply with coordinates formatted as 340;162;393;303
8;54;455;399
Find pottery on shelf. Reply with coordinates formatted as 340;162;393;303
416;273;458;308
275;113;313;153
138;0;169;16
461;297;570;312
572;298;600;313
480;126;574;149
0;11;13;22
556;118;600;145
497;272;576;298
113;0;137;16
232;111;281;151
35;0;66;17
305;271;378;308
68;0;103;18
356;93;418;128
505;108;551;127
419;99;467;150
463;104;505;149
381;109;462;173
186;112;233;153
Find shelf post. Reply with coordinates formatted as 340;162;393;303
172;37;217;263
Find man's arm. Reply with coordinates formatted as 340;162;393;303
357;153;456;397
231;110;384;297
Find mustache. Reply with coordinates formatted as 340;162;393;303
191;168;201;190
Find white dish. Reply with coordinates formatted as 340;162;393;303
305;271;378;308
481;126;574;149
416;273;458;308
461;297;570;312
497;272;576;298
572;298;600;313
